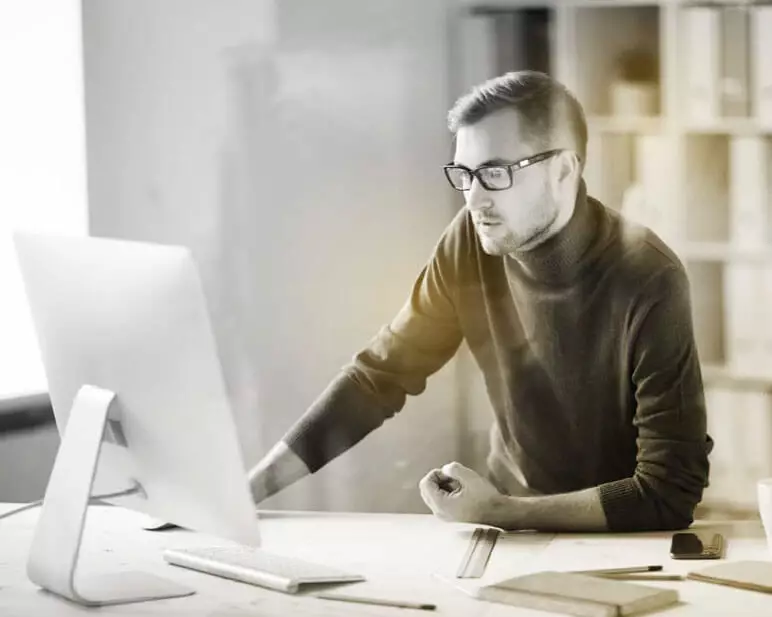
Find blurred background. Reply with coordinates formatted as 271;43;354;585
1;0;770;520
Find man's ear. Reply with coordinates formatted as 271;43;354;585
560;149;581;181
550;150;580;198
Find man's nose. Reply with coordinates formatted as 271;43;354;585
465;178;492;212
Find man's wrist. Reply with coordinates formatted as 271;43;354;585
247;440;311;505
484;488;607;532
248;466;280;503
485;494;528;529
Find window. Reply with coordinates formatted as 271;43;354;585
0;1;87;397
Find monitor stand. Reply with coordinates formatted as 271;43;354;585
25;384;195;606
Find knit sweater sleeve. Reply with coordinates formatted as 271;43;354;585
282;212;466;472
598;264;712;531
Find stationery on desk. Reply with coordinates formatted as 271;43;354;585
456;526;501;578
572;565;662;576
315;591;436;611
469;570;679;617
601;574;684;582
574;565;684;582
687;560;772;594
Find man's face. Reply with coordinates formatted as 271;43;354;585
453;109;560;256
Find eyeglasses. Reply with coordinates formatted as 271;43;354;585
443;148;564;192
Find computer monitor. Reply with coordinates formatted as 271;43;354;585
13;231;261;606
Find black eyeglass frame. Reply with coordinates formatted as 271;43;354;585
443;148;566;191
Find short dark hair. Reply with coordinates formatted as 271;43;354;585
447;71;587;163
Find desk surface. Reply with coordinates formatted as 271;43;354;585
1;504;771;616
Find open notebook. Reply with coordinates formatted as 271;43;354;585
688;560;772;593
465;571;679;617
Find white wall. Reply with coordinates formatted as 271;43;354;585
82;0;467;513
0;0;87;499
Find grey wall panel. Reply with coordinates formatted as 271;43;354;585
82;0;466;512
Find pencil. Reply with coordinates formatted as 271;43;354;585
315;592;437;611
598;573;684;581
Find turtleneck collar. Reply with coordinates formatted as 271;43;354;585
505;180;600;285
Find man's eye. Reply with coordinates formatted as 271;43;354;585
481;167;506;179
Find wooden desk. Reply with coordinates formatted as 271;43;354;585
1;504;771;616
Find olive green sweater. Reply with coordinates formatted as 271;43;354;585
283;183;712;531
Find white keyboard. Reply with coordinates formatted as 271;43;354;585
163;545;365;593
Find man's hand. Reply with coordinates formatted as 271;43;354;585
248;441;310;505
419;461;507;525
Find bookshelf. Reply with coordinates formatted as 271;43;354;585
587;115;664;134
455;0;772;514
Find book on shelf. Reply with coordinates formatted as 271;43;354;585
584;134;633;212
681;4;772;125
703;386;735;490
723;264;767;377
721;5;750;118
684;136;728;243
752;5;772;127
683;5;721;123
728;135;769;248
471;571;678;617
703;387;772;510
741;391;772;483
633;135;679;246
766;266;772;370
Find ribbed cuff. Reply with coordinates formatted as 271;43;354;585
283;372;389;473
598;478;647;532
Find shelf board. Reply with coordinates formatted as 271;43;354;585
702;364;772;392
677;242;772;262
587;115;664;133
460;0;675;8
587;118;772;135
559;0;666;5
681;119;772;136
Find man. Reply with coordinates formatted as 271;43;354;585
248;70;712;532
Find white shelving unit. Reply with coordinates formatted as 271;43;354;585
454;0;772;514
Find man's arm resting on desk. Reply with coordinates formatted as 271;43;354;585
420;462;607;532
422;265;710;532
420;462;695;533
479;476;697;533
501;488;607;531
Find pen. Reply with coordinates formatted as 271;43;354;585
571;565;663;576
598;573;684;581
315;592;437;611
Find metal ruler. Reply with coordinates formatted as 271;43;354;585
456;527;500;578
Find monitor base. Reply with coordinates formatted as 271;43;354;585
26;385;195;606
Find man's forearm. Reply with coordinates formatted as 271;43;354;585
489;487;608;532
